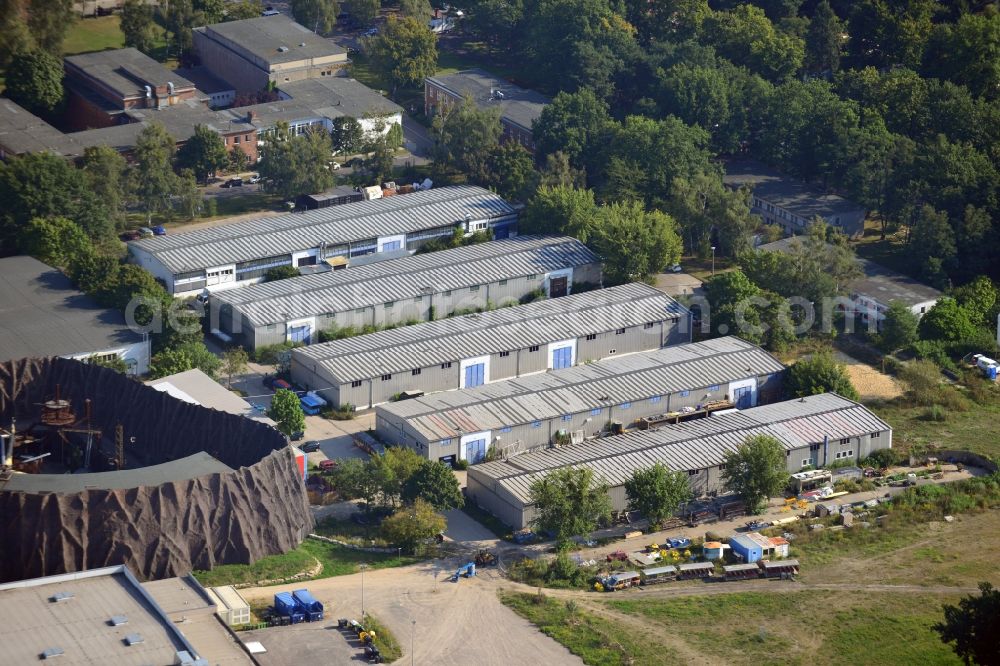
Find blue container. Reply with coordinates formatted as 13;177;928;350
292;589;324;621
274;591;305;623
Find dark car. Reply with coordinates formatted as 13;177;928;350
119;230;141;241
222;177;244;188
300;441;321;453
151;225;167;236
289;430;304;441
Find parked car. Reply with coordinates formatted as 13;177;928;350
290;430;304;441
319;459;338;471
300;441;321;453
151;225;167;236
222;177;244;188
138;227;154;237
248;174;261;184
119;230;141;241
665;537;692;549
666;264;683;273
329;162;341;170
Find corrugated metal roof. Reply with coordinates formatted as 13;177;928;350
378;337;786;440
213;235;599;328
130;185;516;274
293;283;686;382
467;393;890;505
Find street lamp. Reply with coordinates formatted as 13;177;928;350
410;619;416;666
360;563;368;620
711;246;716;275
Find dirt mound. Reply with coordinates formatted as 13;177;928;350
0;357;312;582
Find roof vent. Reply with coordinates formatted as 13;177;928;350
41;647;64;659
299;42;306;47
109;615;128;626
277;46;289;52
124;634;145;646
49;592;74;603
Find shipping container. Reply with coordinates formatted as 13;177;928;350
292;589;324;621
274;591;305;623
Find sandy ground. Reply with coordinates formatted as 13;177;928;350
833;350;903;400
240;562;583;666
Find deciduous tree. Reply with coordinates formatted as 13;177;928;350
343;0;378;25
532;88;612;177
131;122;181;221
521;185;599;240
268;388;306;437
82;146;130;232
399;0;432;24
149;341;222;378
177;124;228;183
27;0;73;54
330;116;365;156
624;463;692;527
430;96;501;182
878;301;919;352
0;0;33;68
265;265;301;281
786;352;860;400
918;298;978;344
402;460;464;510
804;0;843;74
221;346;249;388
121;0;158;54
589;201;682;286
291;0;338;34
5;50;63;116
529;467;611;543
484;142;539;202
379;498;446;554
368;16;438;95
933;582;1000;666
722;434;788;514
18;216;91;268
258;123;335;199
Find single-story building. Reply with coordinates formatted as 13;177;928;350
724;159;866;238
730;532;789;563
375;336;786;463
465;392;892;529
757;237;942;329
128;185;519;296
291;282;691;409
145;368;274;425
211;235;601;351
0;256;150;374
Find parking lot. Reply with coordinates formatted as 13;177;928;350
241;620;361;665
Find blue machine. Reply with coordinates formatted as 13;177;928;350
292;589;324;621
274;591;305;623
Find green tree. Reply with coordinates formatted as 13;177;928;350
952;276;998;329
430;96;501;182
329;458;383;508
368;16;438;95
702;4;805;81
164;0;202;55
848;0;935;69
933;582;1000;666
149;341;222;378
721;434;789;514
484;142;539;202
331;116;365;156
19;216;91;268
878;301;919;352
225;0;263;20
265;265;301;281
258;123;335;199
521;185;599;240
343;0;378;25
175;169;203;219
228;146;250;174
5;50;64;116
402;460;464;510
27;0;73;53
908;205;956;288
623;463;692;527
268;388;306;437
0;0;33;69
466;0;524;53
131;122;181;221
177;124;228;183
667;173;755;256
221;346;249;388
81;146;130;232
704;269;763;342
805;0;843;74
918;298;978;344
529;467;611;543
538;151;586;189
291;0;338;34
786;352;860;400
399;0;432;24
379;498;447;554
86;354;129;374
922;14;1000;100
532;88;612;176
121;0;158;54
590;201;682;286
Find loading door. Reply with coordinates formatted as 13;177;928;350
465;438;487;464
551;346;573;370
733;385;752;409
289;325;312;344
464;363;485;388
549;276;568;297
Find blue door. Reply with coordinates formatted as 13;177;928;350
733;386;752;409
464;363;485;388
551;346;573;370
381;240;402;252
289;325;312;344
493;224;510;239
465;439;487;464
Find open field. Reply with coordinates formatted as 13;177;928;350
834;350;903;400
192;537;421;588
63;16;125;55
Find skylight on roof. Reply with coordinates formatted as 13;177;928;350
124;634;144;646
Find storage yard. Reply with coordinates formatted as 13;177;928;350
375;336;786;462
291;282;691;408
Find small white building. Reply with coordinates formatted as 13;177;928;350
205;585;251;626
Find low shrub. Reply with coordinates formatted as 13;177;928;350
922;404;947;422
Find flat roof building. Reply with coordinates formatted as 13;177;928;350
375;336;786;463
466;392;892;529
146;368;274;425
212;235;601;350
0;256;149;374
0;565;251;665
193;15;349;95
292;283;690;409
128;185;519;295
758;237;942;328
425;69;550;151
724;159;866;238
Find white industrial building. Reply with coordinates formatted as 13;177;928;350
375;336;786;463
466;393;892;529
128;186;519;296
291;283;691;409
211;235;601;350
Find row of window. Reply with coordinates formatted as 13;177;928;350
834;449;855;459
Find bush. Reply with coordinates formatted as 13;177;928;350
453;459;469;471
899;359;946;406
253;341;302;364
923;404;947;422
519;287;547;305
862;449;902;469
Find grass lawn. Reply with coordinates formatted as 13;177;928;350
853;228;919;279
62;16;125;55
436;40;520;81
499;591;667;666
607;591;962;666
192;538;422;588
678;253;738;281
